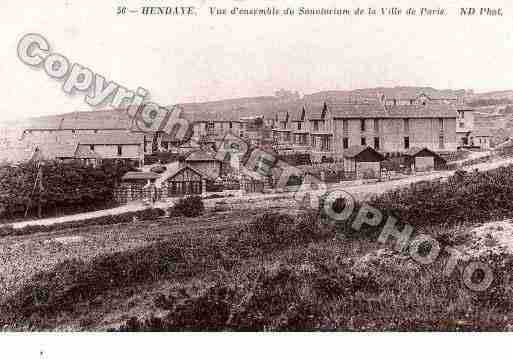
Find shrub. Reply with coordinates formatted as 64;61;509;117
1;240;185;324
0;160;134;219
172;196;204;217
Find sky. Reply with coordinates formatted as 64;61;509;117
0;0;512;127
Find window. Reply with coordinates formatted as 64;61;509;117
403;119;409;132
360;119;366;132
71;130;76;134
343;137;349;149
90;144;95;151
361;137;366;146
117;145;122;156
373;119;379;132
313;121;319;132
343;119;348;132
229;122;233;129
404;136;410;149
459;122;465;128
298;122;302;130
439;118;444;131
439;135;445;149
94;129;98;133
374;137;380;150
321;137;330;151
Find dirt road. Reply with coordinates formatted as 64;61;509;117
5;155;513;229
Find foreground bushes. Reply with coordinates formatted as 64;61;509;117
116;246;513;331
1;239;186;323
171;196;204;217
368;165;513;228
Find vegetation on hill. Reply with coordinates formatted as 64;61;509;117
3;165;513;330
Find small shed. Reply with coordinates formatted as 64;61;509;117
343;145;385;179
164;165;210;197
185;150;222;179
403;147;445;172
117;172;161;203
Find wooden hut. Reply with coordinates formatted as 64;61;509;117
403;147;446;172
343;145;385;179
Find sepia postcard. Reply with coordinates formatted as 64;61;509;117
1;0;513;357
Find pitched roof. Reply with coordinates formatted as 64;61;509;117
403;147;441;158
327;102;388;118
387;104;457;118
76;133;144;145
305;103;324;119
166;164;213;180
343;145;385;160
122;171;161;181
24;109;133;131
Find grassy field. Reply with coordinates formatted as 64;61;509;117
3;166;513;331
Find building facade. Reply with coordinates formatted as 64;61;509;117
272;96;462;162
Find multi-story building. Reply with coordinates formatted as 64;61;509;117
456;106;475;146
272;97;463;162
271;110;292;147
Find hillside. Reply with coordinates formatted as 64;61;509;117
9;86;513;130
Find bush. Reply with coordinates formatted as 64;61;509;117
1;240;185;324
172;196;204;217
368;165;513;228
0;160;134;219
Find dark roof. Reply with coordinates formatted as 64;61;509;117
76;133;144;145
403;147;442;158
122;172;160;181
343;145;385;160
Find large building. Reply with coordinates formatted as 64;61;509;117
20;108;155;155
271;93;473;162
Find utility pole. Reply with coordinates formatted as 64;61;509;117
37;163;43;218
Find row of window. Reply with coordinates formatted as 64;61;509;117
277;118;446;133
341;135;445;150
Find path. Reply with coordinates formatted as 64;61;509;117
5;155;513;229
